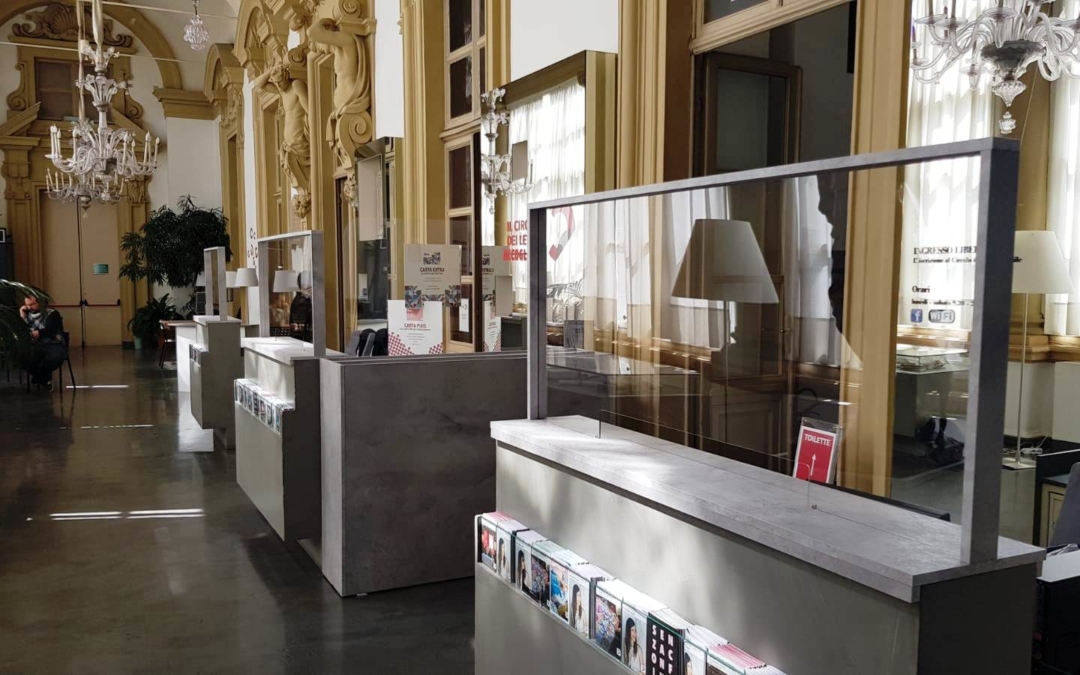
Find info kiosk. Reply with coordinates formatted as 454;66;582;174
234;231;341;540
480;139;1044;675
188;246;242;449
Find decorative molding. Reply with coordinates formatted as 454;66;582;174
690;0;850;54
0;102;41;137
0;0;182;90
11;2;133;49
153;87;216;120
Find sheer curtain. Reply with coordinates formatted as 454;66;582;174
900;0;995;332
1046;0;1080;335
507;81;587;308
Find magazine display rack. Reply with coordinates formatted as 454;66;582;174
314;352;527;597
188;314;243;449
485;139;1046;675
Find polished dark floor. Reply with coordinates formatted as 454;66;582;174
0;347;475;674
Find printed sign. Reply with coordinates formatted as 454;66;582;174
481;246;511;300
92;263;109;275
484;300;501;352
929;309;956;324
793;421;841;484
404;244;462;307
910;309;923;324
387;300;444;356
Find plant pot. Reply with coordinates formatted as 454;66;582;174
133;336;144;350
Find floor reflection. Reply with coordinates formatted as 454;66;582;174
0;347;475;673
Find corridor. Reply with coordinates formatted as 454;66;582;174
0;348;475;674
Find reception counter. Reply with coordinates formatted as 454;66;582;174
188;316;243;448
234;337;343;540
487;416;1045;675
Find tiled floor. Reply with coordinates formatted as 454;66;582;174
0;347;475;674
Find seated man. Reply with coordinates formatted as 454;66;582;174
20;295;66;391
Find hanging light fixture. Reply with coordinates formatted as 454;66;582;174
911;0;1080;135
46;0;159;196
480;88;534;214
184;0;211;51
45;168;125;210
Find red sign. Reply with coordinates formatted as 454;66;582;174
793;425;839;484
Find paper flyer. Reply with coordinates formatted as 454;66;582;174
404;244;462;306
387;300;444;356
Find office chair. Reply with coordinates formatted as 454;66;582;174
24;330;75;392
1049;463;1080;548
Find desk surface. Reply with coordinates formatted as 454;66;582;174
242;337;342;365
1040;549;1080;584
1046;473;1071;489
492;416;1044;603
547;347;698;377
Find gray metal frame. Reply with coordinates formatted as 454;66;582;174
526;137;1021;564
202;246;228;319
257;230;326;358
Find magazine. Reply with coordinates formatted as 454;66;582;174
477;513;501;571
706;643;764;675
530;541;564;610
647;609;691;675
566;564;610;638
594;580;628;663
685;626;726;675
621;587;666;674
512;530;546;599
548;549;587;624
495;518;526;583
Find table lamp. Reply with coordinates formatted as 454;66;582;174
672;219;779;442
1010;231;1073;466
229;267;259;288
272;269;300;293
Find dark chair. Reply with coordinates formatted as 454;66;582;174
345;330;363;357
1049;464;1080;548
24;330;74;392
158;323;176;369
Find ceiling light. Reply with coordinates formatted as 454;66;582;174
184;0;210;51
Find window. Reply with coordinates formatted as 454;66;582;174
445;0;486;125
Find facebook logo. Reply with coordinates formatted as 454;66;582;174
910;309;924;323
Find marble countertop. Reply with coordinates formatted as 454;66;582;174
242;337;342;365
491;416;1045;603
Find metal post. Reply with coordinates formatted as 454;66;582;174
203;248;214;317
527;207;547;420
962;144;1020;563
257;240;269;338
1015;292;1028;463
310;231;326;358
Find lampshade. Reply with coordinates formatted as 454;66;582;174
298;269;313;290
671;219;780;304
1013;231;1074;295
230;267;259;288
272;269;300;293
194;272;206;287
225;271;237;288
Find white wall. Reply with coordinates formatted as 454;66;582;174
510;0;618;80
242;72;261;327
374;0;405;138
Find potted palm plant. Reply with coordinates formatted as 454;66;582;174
120;196;231;322
127;294;180;350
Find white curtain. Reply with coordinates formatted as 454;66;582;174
900;0;995;332
1046;0;1080;335
507;81;587;307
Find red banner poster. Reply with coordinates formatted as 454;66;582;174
793;423;840;484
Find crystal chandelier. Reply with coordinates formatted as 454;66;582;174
480;88;534;214
45;168;125;210
46;0;159;193
183;0;210;51
912;0;1080;135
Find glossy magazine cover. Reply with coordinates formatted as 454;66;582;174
512;530;546;599
530;541;564;610
496;518;526;583
685;626;726;675
548;549;587;624
706;643;764;675
646;609;690;675
566;564;609;638
620;588;665;674
594;581;625;662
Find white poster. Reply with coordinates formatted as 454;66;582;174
484;300;501;352
388;300;445;356
482;246;514;317
405;244;462;307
